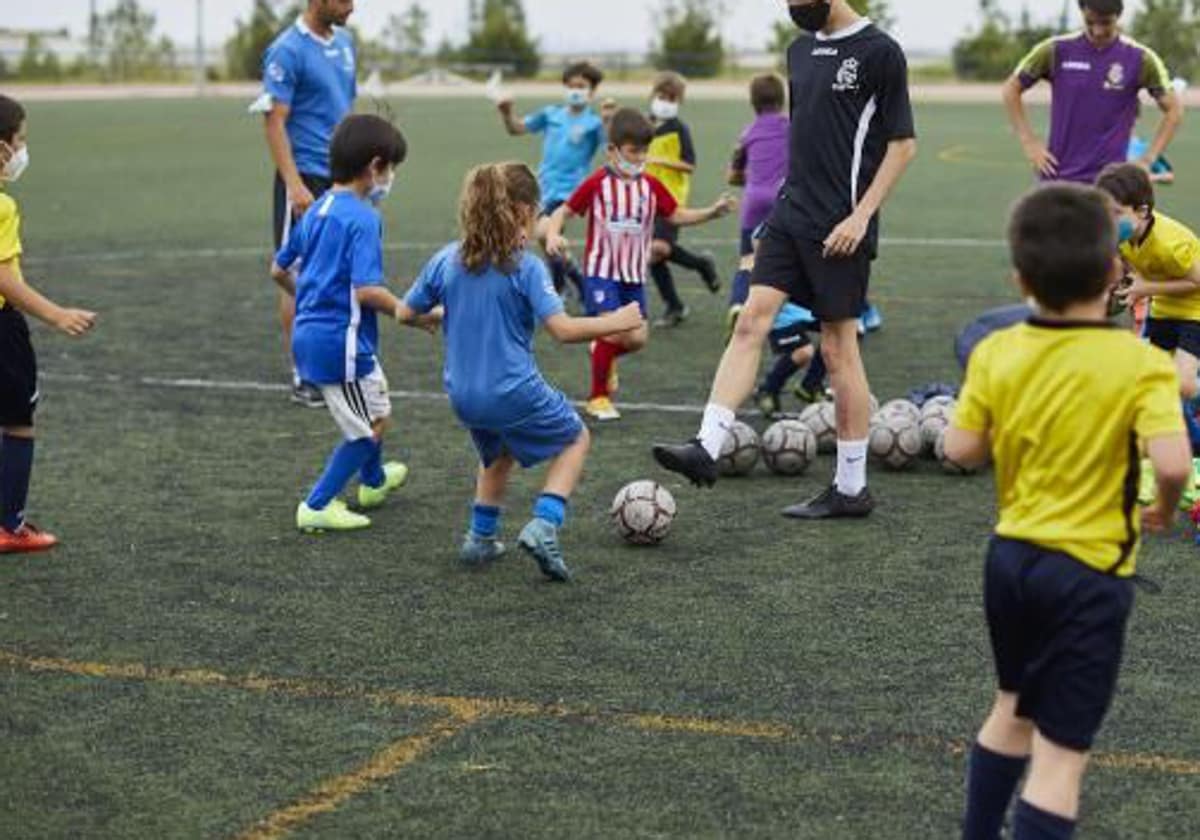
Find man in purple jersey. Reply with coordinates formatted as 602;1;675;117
1002;0;1181;185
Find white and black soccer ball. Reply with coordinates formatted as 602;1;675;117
920;395;957;421
798;401;837;454
869;412;923;470
919;401;956;454
611;480;677;545
935;428;977;476
761;419;818;476
717;421;761;477
880;398;921;424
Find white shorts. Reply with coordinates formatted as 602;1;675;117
321;366;392;440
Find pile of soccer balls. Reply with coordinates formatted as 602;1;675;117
610;394;978;546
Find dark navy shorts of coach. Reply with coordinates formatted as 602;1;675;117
984;536;1135;751
750;223;871;322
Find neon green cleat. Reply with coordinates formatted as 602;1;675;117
296;498;372;533
357;462;409;510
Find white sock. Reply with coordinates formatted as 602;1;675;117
697;403;735;461
834;439;868;496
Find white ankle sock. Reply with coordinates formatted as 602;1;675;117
834;439;868;495
698;403;735;460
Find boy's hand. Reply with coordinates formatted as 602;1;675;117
1142;499;1176;533
546;234;570;258
611;302;643;332
287;180;316;217
497;97;515;115
824;211;870;258
54;307;97;337
711;192;737;219
1118;278;1151;304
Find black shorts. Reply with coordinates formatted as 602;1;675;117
751;223;870;322
272;171;333;250
653;217;679;246
0;306;38;427
768;322;813;356
984;537;1134;751
1144;317;1200;358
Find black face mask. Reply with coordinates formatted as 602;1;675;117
789;1;831;33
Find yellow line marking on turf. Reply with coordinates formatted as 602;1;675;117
937;144;1029;169
3;649;1199;778
234;711;482;840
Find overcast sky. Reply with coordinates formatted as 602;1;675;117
6;1;1141;55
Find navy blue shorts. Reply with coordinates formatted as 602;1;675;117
740;227;756;257
1145;317;1200;358
751;223;870;323
584;277;648;319
984;537;1135;751
467;390;584;469
0;306;37;427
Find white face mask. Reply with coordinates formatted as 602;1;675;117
614;151;645;178
565;88;590;108
3;145;29;182
368;169;395;205
650;98;679;121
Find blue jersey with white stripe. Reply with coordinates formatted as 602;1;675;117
773;301;817;331
405;244;565;429
276;190;385;385
262;21;356;179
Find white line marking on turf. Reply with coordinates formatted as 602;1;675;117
43;372;713;415
23;236;1006;267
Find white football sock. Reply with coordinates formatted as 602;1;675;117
834;439;869;496
697;403;735;461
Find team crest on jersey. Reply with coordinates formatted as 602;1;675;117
1104;62;1126;90
832;58;861;92
570;125;586;144
267;61;286;83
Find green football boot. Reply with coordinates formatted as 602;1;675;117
357;462;409;510
296;498;371;533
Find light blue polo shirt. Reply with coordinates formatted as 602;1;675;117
524;105;605;206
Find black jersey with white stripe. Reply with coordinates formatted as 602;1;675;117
772;20;914;256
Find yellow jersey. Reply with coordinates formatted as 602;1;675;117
0;190;23;309
1120;211;1200;321
647;118;695;208
955;319;1183;576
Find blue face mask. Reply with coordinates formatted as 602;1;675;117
1117;217;1137;243
565;89;590;108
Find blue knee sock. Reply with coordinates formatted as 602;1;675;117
0;434;35;531
801;352;828;394
306;438;376;510
1011;799;1075;840
470;503;501;538
729;269;751;306
763;355;800;395
359;439;386;488
533;493;568;528
962;743;1028;840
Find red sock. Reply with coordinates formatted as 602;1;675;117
590;340;621;398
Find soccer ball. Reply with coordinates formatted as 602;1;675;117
935;428;977;475
610;480;677;545
761;419;818;476
920;395;957;421
880;398;921;424
919;400;956;454
868;412;922;470
798;401;837;453
717;421;760;477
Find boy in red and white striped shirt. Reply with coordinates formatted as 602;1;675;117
546;108;735;421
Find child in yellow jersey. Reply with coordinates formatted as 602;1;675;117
945;183;1190;840
1096;162;1200;399
0;96;97;554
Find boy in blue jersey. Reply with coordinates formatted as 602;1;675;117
405;162;642;581
258;0;357;407
497;62;607;300
271;115;427;533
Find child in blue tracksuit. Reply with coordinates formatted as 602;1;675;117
404;162;643;582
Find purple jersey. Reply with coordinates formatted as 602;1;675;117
1017;33;1170;184
733;112;790;230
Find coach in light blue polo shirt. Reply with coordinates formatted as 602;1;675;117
260;0;357;408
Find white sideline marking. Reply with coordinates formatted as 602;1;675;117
42;372;712;416
23;236;1006;267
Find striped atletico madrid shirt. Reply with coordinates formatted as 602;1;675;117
566;167;679;285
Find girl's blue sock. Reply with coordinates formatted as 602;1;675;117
533;493;568;528
962;742;1027;840
307;438;376;510
470;503;501;538
360;439;386;488
729;269;751;306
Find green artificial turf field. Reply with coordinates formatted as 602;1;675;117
1;95;1198;838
